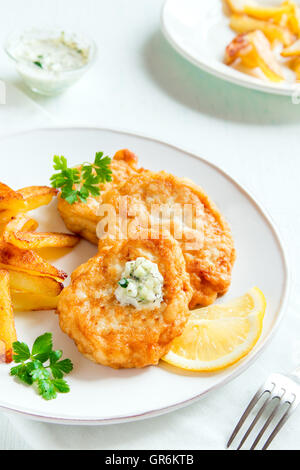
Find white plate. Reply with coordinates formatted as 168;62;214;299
0;127;289;424
161;0;300;96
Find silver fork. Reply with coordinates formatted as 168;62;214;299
227;366;300;450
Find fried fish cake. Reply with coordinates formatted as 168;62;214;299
100;171;236;308
57;149;145;244
57;235;192;369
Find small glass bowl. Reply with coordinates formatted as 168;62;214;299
4;27;97;96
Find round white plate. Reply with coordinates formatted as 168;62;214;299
0;127;289;424
161;0;300;96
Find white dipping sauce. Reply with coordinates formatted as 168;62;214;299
11;32;89;72
6;29;94;95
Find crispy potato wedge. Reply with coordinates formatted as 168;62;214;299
3;231;80;250
3;214;39;233
0;186;58;224
12;291;60;311
0;182;25;212
0;241;67;281
9;270;63;297
225;30;284;82
230;14;295;46
0;269;17;363
0;210;18;225
17;186;58;211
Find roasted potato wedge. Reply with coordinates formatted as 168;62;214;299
225;30;284;82
3;214;39;233
0;269;17;363
0;241;67;281
0;186;58;224
230;14;295;46
0;182;25;212
9;270;63;297
0;210;18;225
12;291;60;311
17;186;58;211
3;231;80;250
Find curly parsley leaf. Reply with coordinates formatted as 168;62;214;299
10;333;73;400
50;152;112;204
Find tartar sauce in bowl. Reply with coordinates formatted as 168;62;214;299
5;28;96;95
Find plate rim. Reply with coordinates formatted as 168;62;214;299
0;125;291;425
161;0;300;97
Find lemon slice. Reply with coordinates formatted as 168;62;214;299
162;287;266;372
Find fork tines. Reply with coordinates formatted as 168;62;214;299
227;373;300;450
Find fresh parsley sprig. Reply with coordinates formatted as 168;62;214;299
10;333;73;401
50;152;112;204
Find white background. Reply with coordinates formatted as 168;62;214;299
0;0;300;450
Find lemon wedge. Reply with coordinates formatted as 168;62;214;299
162;287;266;372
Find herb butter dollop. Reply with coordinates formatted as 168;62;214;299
115;257;164;309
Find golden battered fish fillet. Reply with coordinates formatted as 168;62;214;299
57;235;192;368
57;149;145;244
100;171;236;308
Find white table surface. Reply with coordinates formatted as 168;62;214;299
0;0;300;450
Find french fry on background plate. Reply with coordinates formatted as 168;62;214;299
244;2;292;21
11;291;60;312
225;30;284;82
0;269;17;363
3;230;80;250
281;38;300;55
225;0;292;21
224;0;255;14
229;14;295;46
283;0;300;35
288;56;300;78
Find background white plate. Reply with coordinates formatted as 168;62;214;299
0;127;288;424
161;0;300;96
